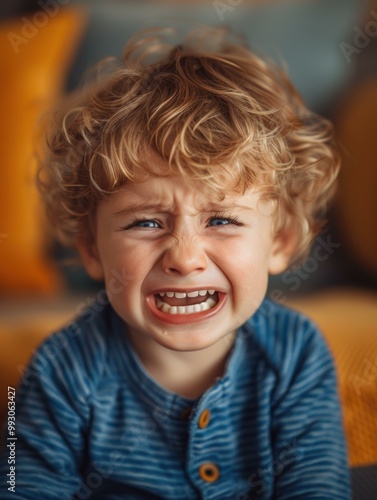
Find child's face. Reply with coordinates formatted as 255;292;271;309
79;173;292;352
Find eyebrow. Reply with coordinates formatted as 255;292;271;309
112;201;255;217
112;203;171;217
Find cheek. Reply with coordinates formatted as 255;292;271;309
218;238;271;271
97;242;144;296
216;240;271;293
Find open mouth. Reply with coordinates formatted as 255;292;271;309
155;289;219;315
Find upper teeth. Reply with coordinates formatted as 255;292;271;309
158;290;216;298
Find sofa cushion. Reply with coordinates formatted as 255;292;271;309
0;7;86;295
288;288;377;467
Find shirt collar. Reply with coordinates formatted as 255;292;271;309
109;305;251;419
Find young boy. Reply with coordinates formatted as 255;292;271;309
1;27;350;498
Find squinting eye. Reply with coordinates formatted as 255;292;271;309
207;214;243;227
134;220;160;228
208;218;232;226
123;218;161;230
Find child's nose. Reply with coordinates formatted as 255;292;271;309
161;236;208;276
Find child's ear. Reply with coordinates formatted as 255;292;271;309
268;226;298;275
76;237;104;281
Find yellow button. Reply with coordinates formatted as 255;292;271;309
198;463;220;482
198;408;211;429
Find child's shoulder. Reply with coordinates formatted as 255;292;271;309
251;298;319;332
48;298;114;356
22;300;117;395
243;298;332;377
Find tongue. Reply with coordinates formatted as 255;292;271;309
157;293;210;307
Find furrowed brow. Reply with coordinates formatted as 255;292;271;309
112;203;170;217
202;202;255;212
112;201;255;217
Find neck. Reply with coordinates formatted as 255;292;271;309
126;328;236;399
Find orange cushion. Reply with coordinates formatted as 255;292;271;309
288;289;377;467
334;77;377;277
0;7;87;295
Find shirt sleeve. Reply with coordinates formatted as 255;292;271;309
270;318;351;499
0;329;91;500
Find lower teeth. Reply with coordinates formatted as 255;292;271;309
156;296;217;315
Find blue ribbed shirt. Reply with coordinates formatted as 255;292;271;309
0;299;350;499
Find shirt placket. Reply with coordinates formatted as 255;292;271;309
186;377;238;499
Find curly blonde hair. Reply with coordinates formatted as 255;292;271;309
39;26;340;262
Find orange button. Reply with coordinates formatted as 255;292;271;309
198;463;220;482
198;408;211;429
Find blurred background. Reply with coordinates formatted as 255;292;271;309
0;0;377;496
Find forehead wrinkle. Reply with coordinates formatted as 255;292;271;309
112;200;256;218
200;201;256;212
110;181;260;217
